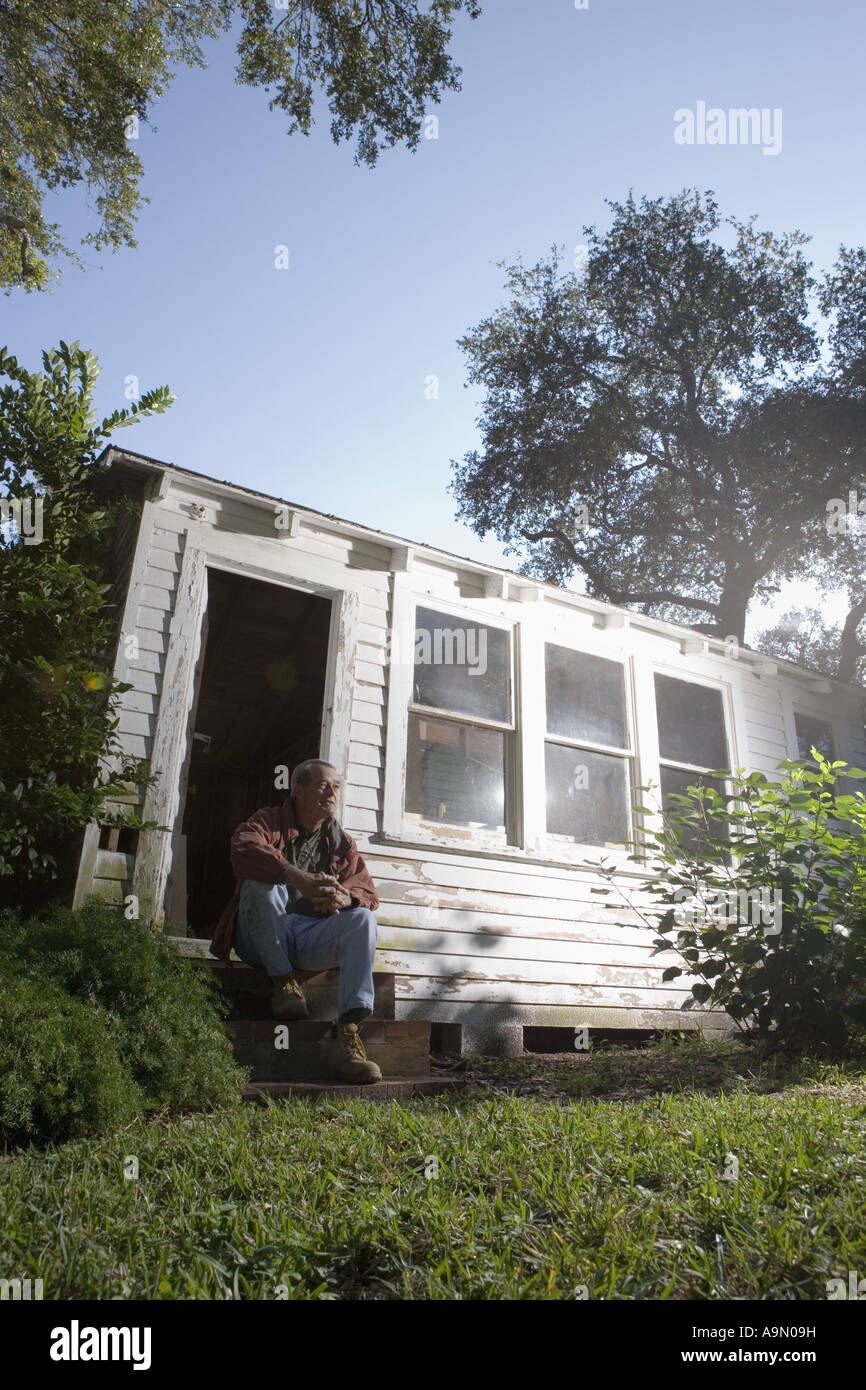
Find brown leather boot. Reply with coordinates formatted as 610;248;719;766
270;972;308;1021
329;1022;382;1083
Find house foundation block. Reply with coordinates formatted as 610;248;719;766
458;1020;524;1057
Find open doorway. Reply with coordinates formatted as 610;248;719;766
179;568;332;936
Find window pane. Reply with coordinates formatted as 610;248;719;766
660;767;729;856
794;712;834;763
655;674;729;769
405;714;505;830
545;743;630;847
545;645;629;748
412;606;509;723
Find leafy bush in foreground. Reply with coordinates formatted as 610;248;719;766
593;752;866;1054
0;900;243;1146
0;964;140;1145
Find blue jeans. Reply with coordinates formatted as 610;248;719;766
234;879;377;1018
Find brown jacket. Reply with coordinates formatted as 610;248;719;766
209;800;379;962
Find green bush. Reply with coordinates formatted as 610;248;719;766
592;752;866;1055
0;899;244;1145
0;964;140;1146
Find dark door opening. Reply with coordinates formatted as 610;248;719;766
180;568;332;936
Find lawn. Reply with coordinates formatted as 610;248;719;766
2;1039;864;1300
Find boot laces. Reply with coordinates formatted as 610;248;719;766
342;1026;367;1060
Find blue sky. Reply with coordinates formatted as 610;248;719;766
5;0;865;632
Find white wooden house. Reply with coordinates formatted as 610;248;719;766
73;448;866;1053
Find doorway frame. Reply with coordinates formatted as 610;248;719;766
133;523;361;924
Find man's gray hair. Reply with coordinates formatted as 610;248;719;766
290;758;337;794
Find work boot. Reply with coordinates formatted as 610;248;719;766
270;972;308;1021
329;1022;382;1084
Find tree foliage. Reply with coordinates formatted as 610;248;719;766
0;340;173;910
754;607;853;682
451;190;866;646
0;0;480;290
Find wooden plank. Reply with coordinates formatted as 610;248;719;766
344;806;379;834
134;628;167;657
119;670;161;699
364;850;657;901
348;741;382;769
374;922;668;969
111;732;151;761
135;604;170;636
178;519;389;600
356;641;387;667
116;687;158;716
346;761;381;790
320;588;358;795
90;877;125;906
72;820;100;910
139;580;176;609
394;974;695;1009
375;947;676;990
742;706;785;733
351;698;384;727
372;883;655;930
374;898;655;948
349;718;383;747
350;681;385;708
146;546;181;573
117;709;155;738
358;620;389;646
394;997;726;1031
345;783;379;812
94;849;135;882
132;541;207;922
354;660;386;686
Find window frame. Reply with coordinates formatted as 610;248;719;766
539;637;638;859
649;667;738;854
382;578;519;851
791;707;837;766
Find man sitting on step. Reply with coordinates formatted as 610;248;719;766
210;759;382;1084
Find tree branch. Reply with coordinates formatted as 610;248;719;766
520;525;721;614
0;213;32;279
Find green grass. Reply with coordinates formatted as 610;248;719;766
1;1042;864;1300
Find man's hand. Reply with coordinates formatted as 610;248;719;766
281;867;336;897
310;881;353;916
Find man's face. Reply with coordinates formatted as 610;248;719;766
294;764;340;826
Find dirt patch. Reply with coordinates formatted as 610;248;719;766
431;1042;866;1105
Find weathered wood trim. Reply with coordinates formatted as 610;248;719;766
132;540;207;921
72;820;101;909
516;612;544;852
727;661;749;772
178;520;368;600
320;588;360;809
382;570;414;837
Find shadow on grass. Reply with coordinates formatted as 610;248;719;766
447;1035;866;1105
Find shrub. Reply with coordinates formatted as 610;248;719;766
0;899;243;1143
592;752;866;1054
0;964;140;1146
0;342;172;913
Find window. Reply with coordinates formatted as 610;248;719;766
794;712;834;764
404;605;512;832
544;645;632;847
654;673;730;852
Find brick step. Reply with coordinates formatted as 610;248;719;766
200;960;396;1021
227;1018;431;1081
242;1076;466;1102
